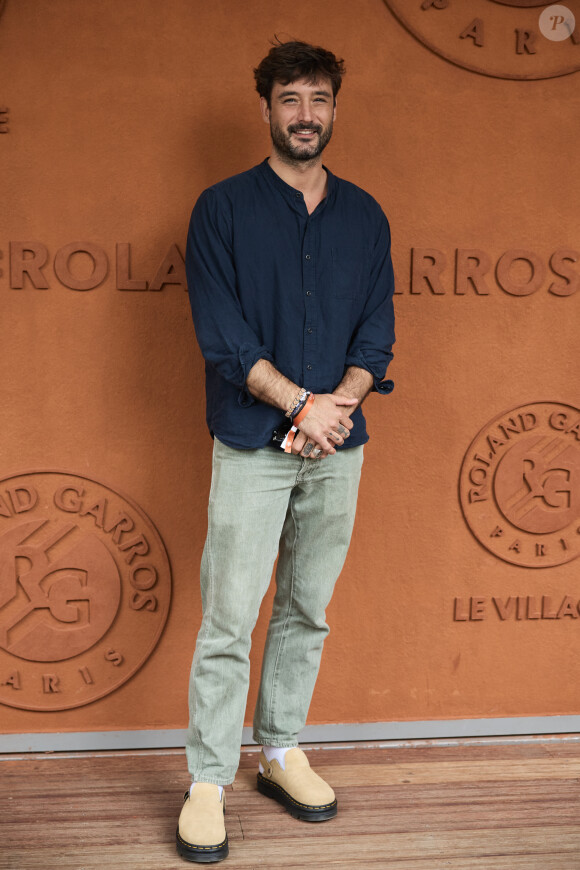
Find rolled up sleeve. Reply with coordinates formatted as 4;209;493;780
345;211;396;394
186;188;273;398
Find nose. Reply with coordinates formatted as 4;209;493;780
297;99;313;123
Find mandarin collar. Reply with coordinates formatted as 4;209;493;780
258;157;335;213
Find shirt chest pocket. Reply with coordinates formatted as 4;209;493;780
331;246;369;299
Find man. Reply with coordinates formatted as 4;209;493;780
177;40;395;863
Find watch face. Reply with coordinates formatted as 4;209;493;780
383;1;580;80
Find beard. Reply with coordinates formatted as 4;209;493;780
269;120;333;164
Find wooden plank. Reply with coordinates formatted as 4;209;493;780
234;757;580;789
181;826;580;867
5;826;579;869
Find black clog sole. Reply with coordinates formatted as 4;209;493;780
176;829;229;863
257;772;338;821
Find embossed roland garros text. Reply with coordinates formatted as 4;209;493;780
459;403;580;568
0;471;171;711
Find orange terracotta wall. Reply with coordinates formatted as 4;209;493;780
1;0;580;735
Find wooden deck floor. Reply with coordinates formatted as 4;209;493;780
2;737;580;869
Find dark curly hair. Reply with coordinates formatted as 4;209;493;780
254;39;346;107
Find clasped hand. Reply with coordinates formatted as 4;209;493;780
290;393;356;459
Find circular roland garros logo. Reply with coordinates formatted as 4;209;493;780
460;403;580;567
0;471;171;710
383;2;580;80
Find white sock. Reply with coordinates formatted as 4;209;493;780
190;781;224;800
259;745;297;774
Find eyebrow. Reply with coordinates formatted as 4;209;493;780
277;88;332;98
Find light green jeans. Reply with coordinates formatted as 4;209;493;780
185;437;364;785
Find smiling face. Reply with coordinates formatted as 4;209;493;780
261;76;337;164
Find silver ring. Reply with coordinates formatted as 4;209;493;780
311;448;322;458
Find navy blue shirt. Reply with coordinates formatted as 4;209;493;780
186;159;395;450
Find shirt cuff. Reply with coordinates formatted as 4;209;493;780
374;378;394;395
237;344;274;407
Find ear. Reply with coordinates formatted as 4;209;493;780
333;100;337;122
260;96;270;124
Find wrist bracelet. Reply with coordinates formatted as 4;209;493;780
293;393;315;427
290;391;310;420
285;387;307;419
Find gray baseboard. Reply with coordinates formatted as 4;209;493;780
2;716;580;753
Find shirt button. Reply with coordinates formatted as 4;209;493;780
306;291;312;296
306;365;313;371
307;328;313;334
305;254;311;260
295;192;302;199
